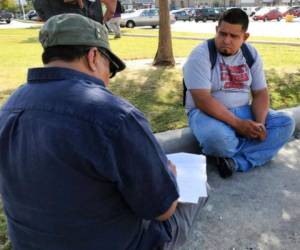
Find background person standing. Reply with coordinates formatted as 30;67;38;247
107;0;123;38
33;0;117;23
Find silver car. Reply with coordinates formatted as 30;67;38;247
121;8;176;28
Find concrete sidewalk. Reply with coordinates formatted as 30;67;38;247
178;138;300;250
154;106;300;250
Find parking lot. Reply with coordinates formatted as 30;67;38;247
1;18;300;38
171;18;300;38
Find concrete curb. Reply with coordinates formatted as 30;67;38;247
155;106;300;154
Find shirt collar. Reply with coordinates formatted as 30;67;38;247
27;67;105;87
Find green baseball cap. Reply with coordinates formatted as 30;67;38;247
39;13;126;75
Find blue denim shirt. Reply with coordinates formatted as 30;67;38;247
0;67;178;250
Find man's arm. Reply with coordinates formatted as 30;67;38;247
102;109;179;222
190;89;264;140
251;88;269;125
156;160;178;221
156;200;178;221
251;88;269;141
102;0;117;22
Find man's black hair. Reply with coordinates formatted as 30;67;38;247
42;45;91;64
218;8;249;32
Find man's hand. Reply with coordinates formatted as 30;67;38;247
155;160;178;221
168;160;177;177
257;124;267;141
234;119;267;141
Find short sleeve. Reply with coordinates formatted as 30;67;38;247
101;108;179;220
183;42;212;90
249;45;267;91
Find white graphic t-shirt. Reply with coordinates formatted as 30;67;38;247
183;40;267;113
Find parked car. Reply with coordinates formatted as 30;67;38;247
120;8;176;28
171;9;192;21
277;6;290;15
0;10;13;24
124;9;135;14
283;6;300;17
214;7;227;14
250;6;263;17
241;7;256;16
25;10;40;20
252;8;283;21
194;8;220;22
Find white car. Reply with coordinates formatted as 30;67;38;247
240;7;256;16
121;8;176;28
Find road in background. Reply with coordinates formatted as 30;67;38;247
1;18;300;38
171;18;300;38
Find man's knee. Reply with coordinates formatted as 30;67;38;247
201;131;239;157
267;112;296;140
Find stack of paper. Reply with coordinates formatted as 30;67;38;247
167;152;207;204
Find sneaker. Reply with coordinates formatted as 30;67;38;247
114;34;121;39
216;157;236;179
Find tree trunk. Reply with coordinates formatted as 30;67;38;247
153;0;175;67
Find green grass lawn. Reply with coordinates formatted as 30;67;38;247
1;27;299;132
0;27;300;249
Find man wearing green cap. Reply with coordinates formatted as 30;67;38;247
0;14;207;249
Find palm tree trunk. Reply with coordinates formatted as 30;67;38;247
153;0;175;67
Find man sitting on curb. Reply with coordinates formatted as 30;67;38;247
183;8;295;178
0;14;207;249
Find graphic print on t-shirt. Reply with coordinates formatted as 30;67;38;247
220;63;249;91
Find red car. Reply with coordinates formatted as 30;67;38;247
283;6;300;17
253;8;283;21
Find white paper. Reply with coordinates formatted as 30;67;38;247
167;152;207;203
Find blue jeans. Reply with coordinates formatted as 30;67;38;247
188;105;295;172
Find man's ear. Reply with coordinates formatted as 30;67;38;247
86;47;98;72
243;32;250;42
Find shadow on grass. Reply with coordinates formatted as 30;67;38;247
111;67;300;132
266;68;300;109
1;68;299;133
110;66;187;132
